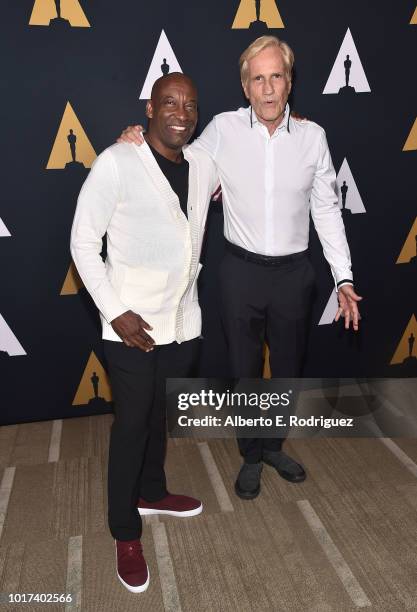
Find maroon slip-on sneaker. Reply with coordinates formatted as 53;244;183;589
115;539;149;593
138;493;203;517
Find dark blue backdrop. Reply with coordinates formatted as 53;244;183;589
1;1;416;424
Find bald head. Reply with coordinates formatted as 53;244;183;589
145;72;199;160
150;72;197;102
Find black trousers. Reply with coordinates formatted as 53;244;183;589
219;248;315;463
103;338;200;541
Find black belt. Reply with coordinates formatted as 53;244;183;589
226;241;308;266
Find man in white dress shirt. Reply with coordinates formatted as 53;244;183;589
119;36;362;500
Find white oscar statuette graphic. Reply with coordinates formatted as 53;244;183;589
323;28;371;94
139;30;183;100
336;158;366;214
0;314;26;356
318;290;339;326
0;218;11;237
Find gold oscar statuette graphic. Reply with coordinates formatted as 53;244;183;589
47;102;96;169
29;0;90;27
411;6;417;24
403;117;417;151
232;0;284;29
73;351;112;406
60;261;84;295
390;315;417;365
396;218;417;264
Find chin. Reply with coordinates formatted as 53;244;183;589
165;136;187;148
260;112;279;123
257;106;280;120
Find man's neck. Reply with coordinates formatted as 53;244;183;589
144;134;183;163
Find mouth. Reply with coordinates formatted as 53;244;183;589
167;125;189;133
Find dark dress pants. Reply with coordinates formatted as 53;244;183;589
219;250;315;463
103;337;200;541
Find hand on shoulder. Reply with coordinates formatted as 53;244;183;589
117;125;145;145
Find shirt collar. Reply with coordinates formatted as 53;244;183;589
249;102;291;135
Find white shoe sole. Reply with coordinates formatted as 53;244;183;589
117;569;150;593
138;502;203;517
115;542;150;593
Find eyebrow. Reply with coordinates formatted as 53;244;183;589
161;94;198;102
253;71;283;78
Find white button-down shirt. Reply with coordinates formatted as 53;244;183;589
193;104;353;288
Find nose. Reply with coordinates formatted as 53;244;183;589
174;104;190;123
263;78;274;95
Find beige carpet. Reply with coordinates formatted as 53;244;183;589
1;416;417;611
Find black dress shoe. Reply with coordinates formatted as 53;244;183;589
234;462;263;499
262;450;306;483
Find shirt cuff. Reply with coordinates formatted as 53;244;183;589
337;279;354;290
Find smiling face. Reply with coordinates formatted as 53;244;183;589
145;73;198;160
242;45;292;134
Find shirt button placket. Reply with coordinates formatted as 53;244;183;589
265;137;274;254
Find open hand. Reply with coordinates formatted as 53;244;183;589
111;310;155;351
335;285;363;331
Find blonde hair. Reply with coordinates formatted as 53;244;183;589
239;36;294;85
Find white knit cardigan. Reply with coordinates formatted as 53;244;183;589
70;141;218;344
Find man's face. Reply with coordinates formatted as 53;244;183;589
243;46;292;129
146;77;198;149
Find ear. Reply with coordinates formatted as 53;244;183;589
145;100;153;119
242;80;249;100
287;79;292;95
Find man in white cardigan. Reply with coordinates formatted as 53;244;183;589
71;73;218;593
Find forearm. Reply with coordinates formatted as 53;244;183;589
311;206;353;289
70;148;128;323
70;232;128;324
311;130;353;289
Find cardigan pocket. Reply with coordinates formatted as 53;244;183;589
120;265;169;312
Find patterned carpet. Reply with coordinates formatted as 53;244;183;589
1;415;417;611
